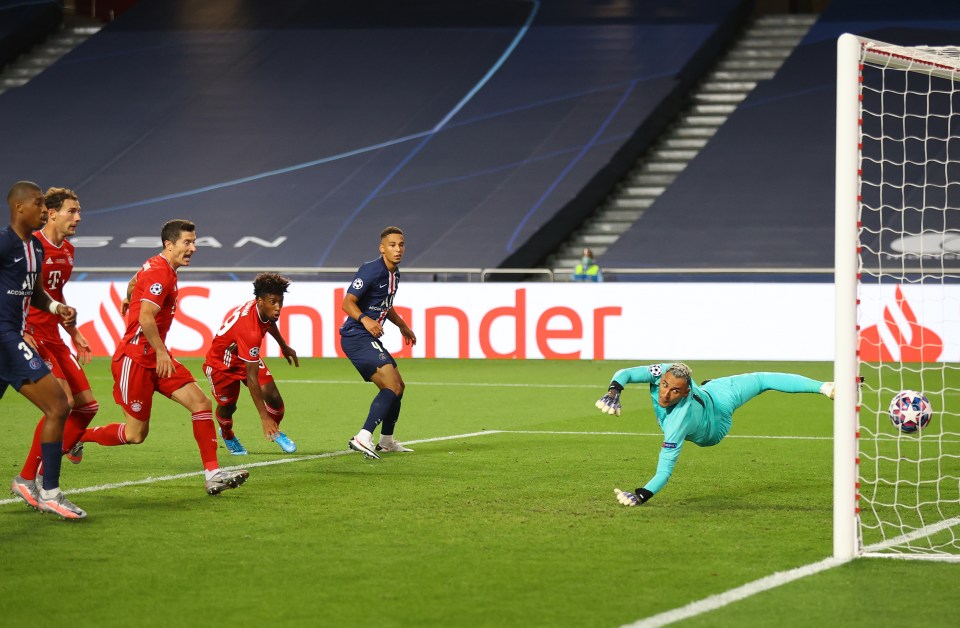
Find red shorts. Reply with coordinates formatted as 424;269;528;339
202;359;274;407
112;355;197;421
34;336;91;395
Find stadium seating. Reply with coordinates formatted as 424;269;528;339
0;0;61;69
601;0;960;272
0;0;748;270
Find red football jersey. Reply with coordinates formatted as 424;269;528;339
114;254;178;367
26;231;75;342
205;299;270;377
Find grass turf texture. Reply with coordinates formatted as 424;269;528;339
1;358;958;627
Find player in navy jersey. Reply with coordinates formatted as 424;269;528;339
341;226;417;459
595;362;837;507
2;181;87;519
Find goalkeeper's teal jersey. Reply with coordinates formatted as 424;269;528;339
612;364;823;496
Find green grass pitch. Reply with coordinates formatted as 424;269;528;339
1;358;958;627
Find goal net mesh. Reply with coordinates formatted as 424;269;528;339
856;38;960;559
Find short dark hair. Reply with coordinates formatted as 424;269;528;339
253;272;291;298
44;187;78;211
161;219;196;246
7;181;41;205
380;226;403;240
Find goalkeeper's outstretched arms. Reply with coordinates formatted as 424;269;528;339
595;381;623;415
614;430;684;507
594;364;661;415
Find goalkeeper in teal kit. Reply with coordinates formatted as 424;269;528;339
595;362;836;507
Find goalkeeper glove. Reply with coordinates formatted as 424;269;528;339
614;487;655;507
595;381;623;416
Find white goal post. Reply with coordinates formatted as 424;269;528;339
835;33;960;561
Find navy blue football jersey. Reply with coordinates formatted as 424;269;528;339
0;225;44;336
340;257;398;337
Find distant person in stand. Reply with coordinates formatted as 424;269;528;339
572;248;602;282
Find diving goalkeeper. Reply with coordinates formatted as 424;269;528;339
595;362;836;507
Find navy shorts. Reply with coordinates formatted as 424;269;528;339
0;332;51;398
340;331;397;381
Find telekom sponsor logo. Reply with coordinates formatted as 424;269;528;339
858;286;943;362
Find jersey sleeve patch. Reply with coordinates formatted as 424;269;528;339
649;364;662;377
352;278;363;290
661;442;678;449
248;346;260;358
149;282;163;296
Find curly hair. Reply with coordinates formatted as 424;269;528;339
44;187;78;211
253;272;291;298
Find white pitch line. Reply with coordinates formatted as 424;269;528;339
622;556;852;628
278;379;602;388
0;430;504;506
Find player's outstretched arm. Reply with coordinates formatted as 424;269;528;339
614;487;655;507
138;301;172;377
267;323;299;367
245;360;279;440
119;271;139;317
66;325;92;365
32;288;76;326
595;381;623;416
387;308;416;346
343;292;383;338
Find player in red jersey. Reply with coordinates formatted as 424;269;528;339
202;272;299;455
14;188;99;491
79;219;248;495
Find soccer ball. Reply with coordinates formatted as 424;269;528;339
888;390;933;433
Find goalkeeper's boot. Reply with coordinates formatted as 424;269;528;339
820;382;836;399
274;432;297;453
205;469;249;495
376;437;414;453
220;429;248;456
348;435;380;460
10;475;41;510
66;441;84;464
821;376;865;400
36;490;87;520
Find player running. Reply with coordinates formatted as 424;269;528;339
13;188;99;496
595;362;836;507
79;219;248;496
341;226;416;459
3;181;87;519
202;272;299;455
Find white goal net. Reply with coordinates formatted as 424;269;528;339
835;34;960;561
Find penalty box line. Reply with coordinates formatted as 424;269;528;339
0;429;827;507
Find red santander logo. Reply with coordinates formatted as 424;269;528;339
858;286;943;362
